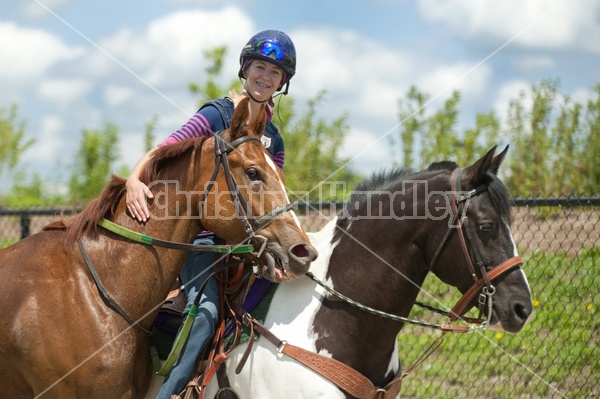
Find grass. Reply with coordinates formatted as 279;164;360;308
398;247;599;398
0;238;18;249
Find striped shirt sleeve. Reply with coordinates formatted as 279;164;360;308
273;151;284;169
161;112;214;146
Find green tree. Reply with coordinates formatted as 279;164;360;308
277;91;360;202
582;84;600;194
394;80;600;196
68;123;120;204
0;105;34;178
390;85;428;168
393;86;491;169
3;171;65;207
504;78;600;196
144;115;159;152
188;46;242;105
458;110;500;168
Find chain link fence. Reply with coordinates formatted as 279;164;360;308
1;196;598;398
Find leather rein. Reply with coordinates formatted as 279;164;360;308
77;130;294;336
226;167;523;398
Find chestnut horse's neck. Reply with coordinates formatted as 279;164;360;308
61;137;209;329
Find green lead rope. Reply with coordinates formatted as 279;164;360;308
97;218;254;254
152;305;198;375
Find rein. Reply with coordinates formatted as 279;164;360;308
97;218;254;254
305;272;470;333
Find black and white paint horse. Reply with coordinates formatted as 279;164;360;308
166;146;532;398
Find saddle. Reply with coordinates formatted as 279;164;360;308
153;257;276;399
152;280;187;360
152;256;263;358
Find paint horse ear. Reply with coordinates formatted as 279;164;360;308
229;97;267;141
462;145;498;187
489;144;509;175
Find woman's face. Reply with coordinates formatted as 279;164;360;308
244;60;284;102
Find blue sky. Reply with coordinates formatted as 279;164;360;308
1;0;599;195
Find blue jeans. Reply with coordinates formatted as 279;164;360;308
157;236;220;399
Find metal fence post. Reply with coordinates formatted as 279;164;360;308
20;213;30;239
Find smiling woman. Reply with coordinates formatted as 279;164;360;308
122;29;308;399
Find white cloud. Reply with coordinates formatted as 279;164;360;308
569;88;594;106
76;6;254;115
38;79;92;106
493;80;531;126
0;22;85;79
22;0;70;19
418;62;493;104
340;128;390;173
294;28;410;97
89;6;253;80
417;0;600;52
291;26;412;144
23;115;65;165
104;85;134;107
512;55;555;70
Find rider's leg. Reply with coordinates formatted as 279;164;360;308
157;235;220;399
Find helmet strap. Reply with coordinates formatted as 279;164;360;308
279;81;290;96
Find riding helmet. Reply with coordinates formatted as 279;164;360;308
238;30;297;91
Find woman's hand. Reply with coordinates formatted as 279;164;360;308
125;177;154;222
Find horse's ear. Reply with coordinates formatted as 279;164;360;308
489;144;509;175
230;97;250;141
462;146;497;186
247;104;267;137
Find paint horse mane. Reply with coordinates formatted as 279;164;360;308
341;161;512;225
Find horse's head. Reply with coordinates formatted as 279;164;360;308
199;97;317;282
428;146;532;333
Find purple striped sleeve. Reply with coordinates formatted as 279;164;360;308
273;151;284;169
161;113;213;145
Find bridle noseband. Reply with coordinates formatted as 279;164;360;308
430;168;523;325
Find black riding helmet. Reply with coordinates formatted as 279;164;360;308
238;30;297;94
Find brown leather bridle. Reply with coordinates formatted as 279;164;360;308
198;130;297;254
428;167;523;324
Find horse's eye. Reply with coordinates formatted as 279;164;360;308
246;168;261;181
479;223;493;232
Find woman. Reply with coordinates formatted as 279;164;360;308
125;29;297;398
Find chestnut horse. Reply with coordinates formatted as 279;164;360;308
0;98;317;399
201;146;532;398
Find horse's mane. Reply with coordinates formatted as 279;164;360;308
342;160;512;224
347;166;438;209
55;137;207;248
